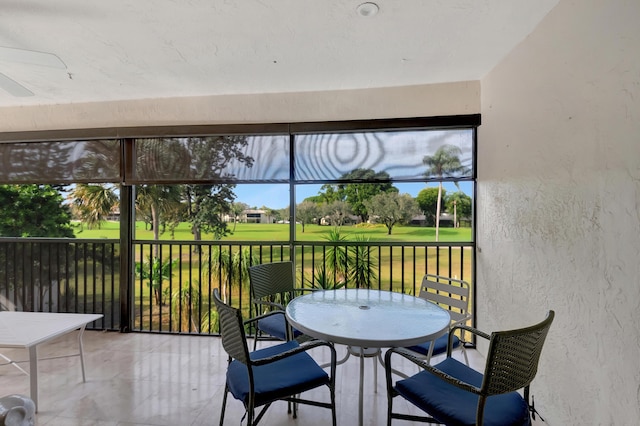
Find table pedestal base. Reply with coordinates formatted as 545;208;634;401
326;346;383;426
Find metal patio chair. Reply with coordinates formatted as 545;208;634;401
385;310;554;425
404;274;472;365
213;289;337;426
248;261;315;350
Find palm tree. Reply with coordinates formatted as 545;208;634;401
446;191;472;228
323;228;349;283
200;308;219;334
135;185;183;257
229;202;248;232
135;185;183;241
205;246;258;303
423;145;465;241
306;262;345;290
134;255;178;306
68;183;118;229
319;229;378;288
170;280;201;332
348;234;377;288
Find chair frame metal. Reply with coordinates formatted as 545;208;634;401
385;310;555;425
408;274;472;364
248;261;315;349
214;289;337;426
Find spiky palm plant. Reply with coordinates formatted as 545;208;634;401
348;234;377;289
134;255;178;305
323;227;349;284
306;262;346;290
170;280;200;332
204;246;259;302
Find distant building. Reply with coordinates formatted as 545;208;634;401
410;213;458;227
222;209;274;224
410;214;427;226
319;214;361;226
106;208;120;221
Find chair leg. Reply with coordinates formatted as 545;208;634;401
219;385;229;426
476;395;487;425
384;350;396;426
253;330;260;351
253;402;271;426
373;353;378;392
247;408;254;426
461;345;469;365
330;385;337;426
292;396;298;418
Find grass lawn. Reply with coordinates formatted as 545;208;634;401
73;221;472;242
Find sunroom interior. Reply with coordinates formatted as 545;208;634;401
1;1;639;425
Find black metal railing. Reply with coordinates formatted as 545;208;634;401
0;238;120;330
0;238;474;335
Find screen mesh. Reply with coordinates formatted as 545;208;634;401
0;140;120;184
132;135;289;183
294;129;473;182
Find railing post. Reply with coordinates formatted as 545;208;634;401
119;185;134;332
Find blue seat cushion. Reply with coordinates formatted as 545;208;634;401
406;333;460;357
227;340;329;407
257;311;301;340
395;358;531;426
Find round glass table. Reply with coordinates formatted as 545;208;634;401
286;289;451;426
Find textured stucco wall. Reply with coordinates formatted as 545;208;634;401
0;81;479;132
479;0;640;424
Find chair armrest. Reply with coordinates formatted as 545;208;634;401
251;340;335;366
243;310;285;326
448;314;474;345
385;347;481;395
252;297;285;311
450;313;473;328
450;324;491;341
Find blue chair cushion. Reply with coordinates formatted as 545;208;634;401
227;340;329;407
406;333;460;357
395;358;531;426
257;311;301;340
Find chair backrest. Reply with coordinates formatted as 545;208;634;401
482;310;555;396
418;274;470;324
249;261;295;300
213;289;250;365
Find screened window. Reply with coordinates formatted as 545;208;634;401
131;135;289;183
294;129;473;182
0;140;120;184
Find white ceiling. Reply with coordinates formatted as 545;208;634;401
0;0;559;108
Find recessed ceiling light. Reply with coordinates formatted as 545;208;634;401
356;2;379;17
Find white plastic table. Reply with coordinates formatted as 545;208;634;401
0;311;103;410
286;289;450;426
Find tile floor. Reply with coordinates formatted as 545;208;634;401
0;330;525;425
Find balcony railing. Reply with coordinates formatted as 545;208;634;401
0;238;119;329
0;238;474;335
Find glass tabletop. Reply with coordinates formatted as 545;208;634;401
286;289;451;348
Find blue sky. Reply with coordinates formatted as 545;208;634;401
233;181;473;210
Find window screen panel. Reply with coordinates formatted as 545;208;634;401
294;129;473;182
0;140;121;184
132;135;289;183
